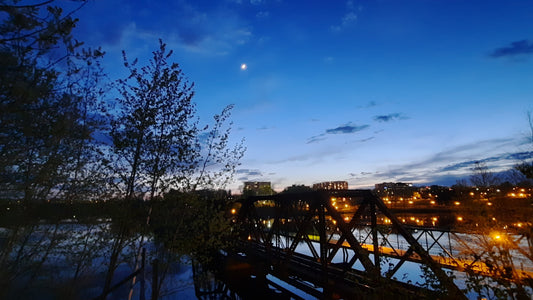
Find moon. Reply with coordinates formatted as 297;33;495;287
240;63;247;70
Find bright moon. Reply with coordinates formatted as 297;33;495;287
240;63;247;70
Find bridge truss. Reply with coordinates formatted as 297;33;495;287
234;189;532;299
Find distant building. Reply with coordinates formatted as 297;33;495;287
374;182;416;200
313;181;348;191
243;181;272;196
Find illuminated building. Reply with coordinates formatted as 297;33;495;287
312;181;348;190
374;182;417;201
243;181;272;196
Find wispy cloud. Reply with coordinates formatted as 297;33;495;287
373;113;407;123
307;122;370;144
326;123;369;134
237;169;263;176
359;137;375;143
236;168;264;181
440;151;533;172
490;39;533;58
357;101;377;109
306;135;327;144
330;0;360;32
76;0;253;56
257;125;275;131
346;138;524;188
256;11;269;18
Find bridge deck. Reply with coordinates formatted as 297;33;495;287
328;238;533;279
242;241;437;299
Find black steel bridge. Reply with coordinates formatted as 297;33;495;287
196;190;533;299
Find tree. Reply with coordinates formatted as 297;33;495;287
515;111;533;179
470;161;499;188
0;0;104;203
191;104;246;191
0;2;113;297
110;40;198;200
281;184;313;194
103;39;245;296
111;39;245;199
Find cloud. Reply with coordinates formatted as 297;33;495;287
349;172;373;177
335;138;521;188
371;139;522;184
236;168;264;181
490;39;533;58
330;1;360;32
75;0;253;56
357;101;377;109
237;169;263;176
257;125;275;131
373;113;407;122
359;137;375;143
256;11;269;18
326;123;369;134
307;122;369;144
440;151;533;172
306;135;327;144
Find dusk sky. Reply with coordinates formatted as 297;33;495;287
71;0;533;192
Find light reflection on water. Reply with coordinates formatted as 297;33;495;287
2;213;532;299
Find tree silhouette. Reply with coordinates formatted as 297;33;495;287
0;0;104;204
110;40;198;200
515;111;533;179
470;161;499;188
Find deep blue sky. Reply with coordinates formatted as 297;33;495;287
71;0;533;192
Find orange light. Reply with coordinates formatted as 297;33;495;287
491;232;505;243
457;216;463;221
454;201;460;206
231;208;236;214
